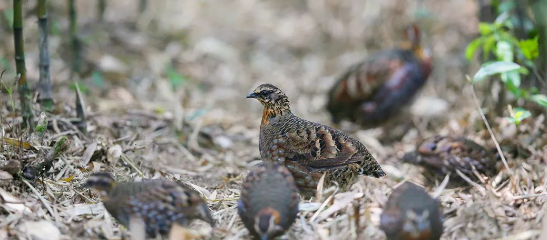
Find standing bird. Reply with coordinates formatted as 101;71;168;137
238;161;300;240
380;182;443;240
326;24;432;130
402;136;497;184
247;83;385;196
83;172;214;239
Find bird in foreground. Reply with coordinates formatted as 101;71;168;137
326;24;432;130
83;172;214;239
380;182;443;240
402;135;497;184
238;161;299;240
247;83;385;196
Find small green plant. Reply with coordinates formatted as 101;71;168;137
0;73;17;111
165;64;187;90
466;0;546;125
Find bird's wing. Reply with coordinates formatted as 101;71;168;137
281;125;362;168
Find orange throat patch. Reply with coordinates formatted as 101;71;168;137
261;107;277;126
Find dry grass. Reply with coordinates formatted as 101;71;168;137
0;0;546;239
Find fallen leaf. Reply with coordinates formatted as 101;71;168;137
61;173;76;182
1;137;35;150
80;142;98;167
317;191;363;222
0;187;32;214
18;220;60;240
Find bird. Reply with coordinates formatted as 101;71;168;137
83;172;214;239
380;182;443;240
402;136;497;183
247;83;385;196
238;161;300;240
326;24;432;130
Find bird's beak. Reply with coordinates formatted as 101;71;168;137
246;92;258;99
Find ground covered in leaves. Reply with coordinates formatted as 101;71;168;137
0;0;546;240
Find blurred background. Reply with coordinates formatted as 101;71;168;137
0;0;546;239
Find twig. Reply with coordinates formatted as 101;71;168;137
21;179;55;218
456;169;486;195
120;153;144;177
469;84;512;174
310;188;338;223
432;174;450;199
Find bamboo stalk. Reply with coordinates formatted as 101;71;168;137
98;0;106;21
38;0;53;112
68;0;81;75
13;0;34;130
532;0;547;80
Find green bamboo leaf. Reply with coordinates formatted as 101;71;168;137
465;38;483;60
478;23;494;36
473;61;521;83
482;36;496;61
507;107;531;125
532;94;547;108
495;41;513;62
518;37;539;60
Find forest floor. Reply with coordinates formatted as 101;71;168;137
0;0;546;239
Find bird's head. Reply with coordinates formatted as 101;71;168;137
253;208;284;240
401;24;421;50
83;172;117;196
247;84;291;112
401;209;432;239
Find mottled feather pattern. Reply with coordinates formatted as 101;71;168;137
248;84;385;196
326;24;432;128
238;162;300;239
380;182;443;240
91;177;212;238
403;136;496;183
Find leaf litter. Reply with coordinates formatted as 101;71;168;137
0;0;546;239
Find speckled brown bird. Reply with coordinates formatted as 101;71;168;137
247;84;385;196
83;172;214;238
326;24;432;129
380;182;443;240
402;136;497;183
238;161;299;240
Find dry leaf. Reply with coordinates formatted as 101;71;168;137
107;144;123;163
18;220;60;240
317;192;363;222
0;187;32;214
80;142;98;166
1;137;35;150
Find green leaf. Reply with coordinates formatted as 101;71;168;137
518;37;539;60
478;23;494;36
482;36;496;61
165;65;187;89
507;107;531;125
465;38;483;60
495;41;513;62
498;0;516;13
501;70;520;87
70;82;89;95
473;61;521;83
532;94;547;108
